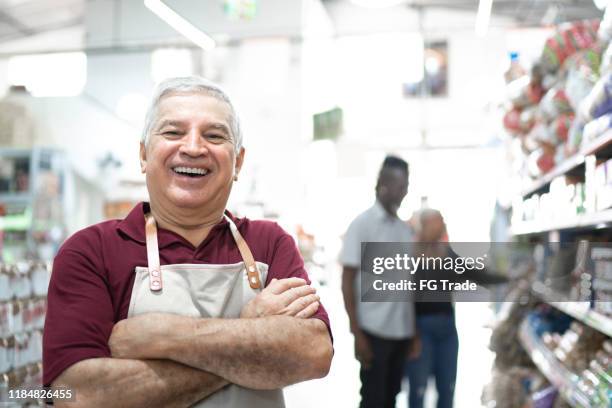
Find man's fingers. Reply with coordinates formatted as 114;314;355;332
295;300;320;318
278;284;316;304
266;277;308;295
287;293;319;314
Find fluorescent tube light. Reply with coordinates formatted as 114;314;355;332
144;0;215;50
475;0;493;37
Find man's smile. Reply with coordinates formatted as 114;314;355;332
172;166;210;178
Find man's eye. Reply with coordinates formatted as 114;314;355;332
163;131;180;136
207;134;227;141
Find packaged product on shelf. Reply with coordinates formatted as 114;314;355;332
507;75;544;109
26;362;43;388
489;285;537;369
528;147;556;176
564;48;602;113
555;322;607;373
505;52;527;83
588;358;611;405
592;247;612;315
564;118;585;156
601;41;612;74
0;301;8;335
30;262;49;297
0;266;9;301
21;299;32;332
481;367;535;408
548;113;575;144
530;385;558;408
8;263;31;300
580;73;612;122
0;337;11;373
2;336;15;373
29;330;42;365
519;106;538;133
583;113;612;144
504;107;524;135
541;19;601;74
13;332;28;368
599;5;612;42
539;87;573;122
593;159;612;211
8;300;22;334
0;372;6;405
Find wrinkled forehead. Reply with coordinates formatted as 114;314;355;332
154;91;233;127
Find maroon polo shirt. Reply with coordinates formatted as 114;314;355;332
43;202;331;386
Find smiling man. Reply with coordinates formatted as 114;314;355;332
43;77;333;408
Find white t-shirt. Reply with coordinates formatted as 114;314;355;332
340;201;415;339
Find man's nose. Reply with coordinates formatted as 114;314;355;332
180;130;208;156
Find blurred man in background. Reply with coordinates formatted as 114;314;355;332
340;155;417;408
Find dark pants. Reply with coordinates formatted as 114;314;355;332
404;314;459;408
359;331;412;408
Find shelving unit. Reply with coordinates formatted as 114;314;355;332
510;126;612;407
518;319;592;407
521;130;612;199
531;281;612;337
0;148;67;262
512;129;612;236
511;208;612;235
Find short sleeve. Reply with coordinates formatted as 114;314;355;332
265;224;333;343
43;233;115;386
339;218;362;268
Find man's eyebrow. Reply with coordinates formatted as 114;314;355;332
209;123;231;134
156;120;185;129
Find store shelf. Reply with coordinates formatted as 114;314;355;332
511;208;612;235
518;319;592;407
522;130;612;198
532;281;612;338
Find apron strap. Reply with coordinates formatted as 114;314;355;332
144;213;162;291
224;214;262;290
142;212;262;291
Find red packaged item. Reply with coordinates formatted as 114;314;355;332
504;108;523;135
539;87;573;122
541;19;600;74
549;113;575;143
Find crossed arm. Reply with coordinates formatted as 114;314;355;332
53;278;333;408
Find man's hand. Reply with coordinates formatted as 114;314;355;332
240;277;320;319
407;334;422;360
354;329;373;369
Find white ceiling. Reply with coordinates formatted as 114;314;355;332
323;0;603;27
0;0;604;48
0;0;83;43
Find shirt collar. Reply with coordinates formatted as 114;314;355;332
116;202;243;249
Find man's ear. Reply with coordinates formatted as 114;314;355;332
234;147;245;178
139;142;147;173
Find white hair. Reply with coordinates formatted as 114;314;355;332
142;76;242;153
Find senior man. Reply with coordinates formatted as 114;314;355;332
43;76;333;408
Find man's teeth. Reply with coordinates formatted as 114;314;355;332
173;167;208;175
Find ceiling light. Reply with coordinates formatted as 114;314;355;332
144;0;215;50
349;0;406;9
475;0;493;37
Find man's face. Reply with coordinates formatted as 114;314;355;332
378;168;408;214
140;92;244;211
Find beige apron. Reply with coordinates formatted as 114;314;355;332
127;213;285;407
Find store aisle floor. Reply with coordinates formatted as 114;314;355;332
284;276;495;408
